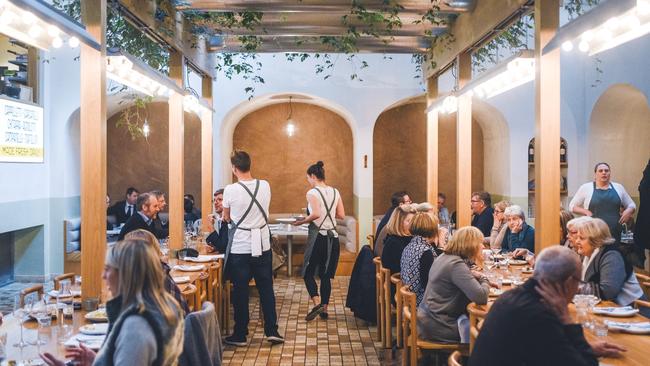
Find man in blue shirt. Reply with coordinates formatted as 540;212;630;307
471;191;494;237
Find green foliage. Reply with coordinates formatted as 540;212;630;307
115;95;154;140
564;0;601;20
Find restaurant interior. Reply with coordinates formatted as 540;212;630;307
1;0;650;365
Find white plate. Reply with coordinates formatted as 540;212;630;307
64;334;105;350
276;218;297;223
605;320;650;334
84;309;108;323
80;323;109;335
593;306;640;317
49;289;82;298
509;260;528;266
183;254;223;263
501;279;512;285
174;264;204;272
173;276;191;284
489;288;503;297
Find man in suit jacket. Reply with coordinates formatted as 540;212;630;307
151;190;169;239
107;187;139;225
470;246;625;366
206;189;228;253
118;192;158;240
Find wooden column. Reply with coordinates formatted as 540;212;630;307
534;0;561;252
80;0;106;300
426;76;439;205
456;52;473;228
201;76;214;233
168;52;185;249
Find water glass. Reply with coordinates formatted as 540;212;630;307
13;295;29;348
592;317;608;337
510;268;523;286
31;298;50;345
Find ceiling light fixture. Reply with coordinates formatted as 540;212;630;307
286;96;296;137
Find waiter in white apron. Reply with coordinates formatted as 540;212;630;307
293;161;345;321
222;150;284;346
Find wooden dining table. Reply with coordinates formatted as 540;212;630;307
483;263;650;366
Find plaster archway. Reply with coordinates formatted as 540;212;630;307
589;84;650;198
220;92;360;188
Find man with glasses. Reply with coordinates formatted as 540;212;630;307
471;191;494;237
470;246;626;366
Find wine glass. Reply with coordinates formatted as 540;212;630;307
13;295;29;348
31;298;50;346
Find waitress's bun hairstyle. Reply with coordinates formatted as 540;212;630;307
307;161;326;180
593;162;610;172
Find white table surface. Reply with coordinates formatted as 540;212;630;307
269;223;309;275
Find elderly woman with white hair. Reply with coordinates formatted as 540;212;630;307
501;205;535;253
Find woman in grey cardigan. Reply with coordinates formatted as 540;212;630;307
42;239;184;366
417;226;490;343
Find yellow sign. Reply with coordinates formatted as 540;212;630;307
0;97;43;163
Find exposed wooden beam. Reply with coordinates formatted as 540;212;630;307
180;0;472;13
456;52;472;228
117;0;216;78
534;0;561;251
201;76;214;234
80;0;107;301
426;76;439;206
168;51;185;250
425;0;532;78
212;35;430;53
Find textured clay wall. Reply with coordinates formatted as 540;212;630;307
107;102;202;210
373;102;484;215
233;102;354;214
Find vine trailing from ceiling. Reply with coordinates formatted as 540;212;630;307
115;95;154;140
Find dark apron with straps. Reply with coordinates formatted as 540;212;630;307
302;187;339;278
588;181;622;241
222;180;271;279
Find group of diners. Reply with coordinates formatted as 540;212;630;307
372;161;649;364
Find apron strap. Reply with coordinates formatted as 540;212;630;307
314;187;337;231
233;179;260;229
237;180;272;237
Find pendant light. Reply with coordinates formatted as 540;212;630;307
286;96;296;137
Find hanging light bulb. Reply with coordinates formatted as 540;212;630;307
68;36;80;48
286;96;296;137
28;25;41;38
142;118;151;138
0;10;14;25
561;40;574;52
51;37;63;48
22;11;36;25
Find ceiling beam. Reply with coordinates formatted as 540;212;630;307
425;0;532;77
179;0;472;13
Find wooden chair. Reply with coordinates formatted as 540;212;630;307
391;272;403;348
467;302;488;353
448;350;464;366
181;284;197;312
195;272;209;309
53;273;77;291
400;286;468;366
19;284;44;307
372;256;384;344
207;262;222;319
367;234;375;249
222;280;231;335
381;266;392;348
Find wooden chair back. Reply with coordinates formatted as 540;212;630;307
448;350;463;366
372;256;384;344
636;272;650;297
181;284;197;312
53;273;76;291
367;234;375;249
391;272;403;348
381;267;392;348
196;271;209;309
207;262;222;315
19;284;44;307
467;302;488;353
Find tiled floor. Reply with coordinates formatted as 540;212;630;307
222;276;395;366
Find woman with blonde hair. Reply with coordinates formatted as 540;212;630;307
42;239;184;366
488;200;511;249
381;203;417;274
400;212;440;306
574;218;645;307
125;229;189;315
417;226;490;343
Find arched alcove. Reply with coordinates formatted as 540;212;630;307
372;97;487;215
233;102;354;213
589;84;650;197
106;101;202;206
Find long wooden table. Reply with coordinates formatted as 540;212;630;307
483;264;650;366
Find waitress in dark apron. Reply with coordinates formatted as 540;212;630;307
570;162;636;241
293;161;345;321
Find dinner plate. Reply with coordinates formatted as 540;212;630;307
64;334;105;350
593;306;640;317
174;264;204;272
183;254;223;263
501;279;512;285
85;309;108;323
508;259;528;266
605;320;650;334
276;218;297;223
80;323;109;335
173;276;191;284
489;288;503;297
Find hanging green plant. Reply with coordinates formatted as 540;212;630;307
115;95;154;140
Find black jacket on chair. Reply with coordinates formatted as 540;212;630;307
469;278;597;366
206;220;229;253
346;245;376;323
107;200;135;226
635;159;650;250
118;212;156;241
